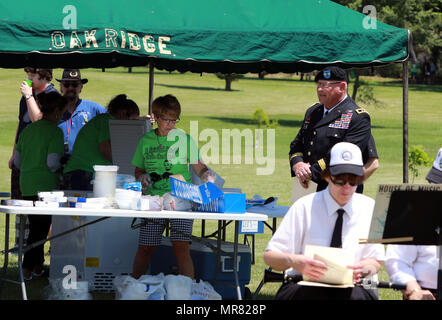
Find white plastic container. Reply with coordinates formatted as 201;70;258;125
114;188;142;210
93;165;119;201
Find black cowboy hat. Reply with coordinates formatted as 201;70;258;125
56;69;88;84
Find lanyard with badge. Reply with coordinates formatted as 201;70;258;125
64;112;73;153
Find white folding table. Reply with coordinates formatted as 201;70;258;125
0;205;267;300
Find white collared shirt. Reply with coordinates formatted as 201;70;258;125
385;245;439;289
266;187;385;276
323;94;348;118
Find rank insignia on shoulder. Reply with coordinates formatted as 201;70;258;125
355;108;369;115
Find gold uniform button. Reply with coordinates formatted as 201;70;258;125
310;141;314;145
313;131;316;135
307;151;311;156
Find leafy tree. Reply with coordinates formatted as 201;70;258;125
252;108;269;128
333;0;441;66
408;145;433;182
251;108;278;128
215;73;243;91
356;83;385;108
334;1;441;100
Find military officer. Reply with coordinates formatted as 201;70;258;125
289;66;375;192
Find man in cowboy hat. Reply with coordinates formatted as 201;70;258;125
57;69;106;155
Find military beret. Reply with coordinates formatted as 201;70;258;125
315;66;347;83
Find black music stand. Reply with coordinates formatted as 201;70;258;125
382;190;441;299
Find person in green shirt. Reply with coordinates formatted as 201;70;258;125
14;91;67;280
131;94;215;280
62;94;140;190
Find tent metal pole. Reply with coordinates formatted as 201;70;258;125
402;61;409;183
148;59;154;115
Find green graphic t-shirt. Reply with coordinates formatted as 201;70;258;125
131;129;200;196
15;119;65;196
64;113;113;174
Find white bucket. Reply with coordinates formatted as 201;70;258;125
93;165;119;200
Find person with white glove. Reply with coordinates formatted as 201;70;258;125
131;94;214;281
199;168;216;183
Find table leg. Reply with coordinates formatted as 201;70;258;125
252;272;267;300
211;220;223;284
0;213;10;296
17;215;27;300
252;217;278;299
233;221;242;300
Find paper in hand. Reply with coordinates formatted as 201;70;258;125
299;245;355;288
291;177;317;204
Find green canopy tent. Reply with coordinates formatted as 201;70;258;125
0;0;412;181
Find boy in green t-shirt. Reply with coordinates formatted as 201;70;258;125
62;94;140;190
131;94;215;280
14;91;67;280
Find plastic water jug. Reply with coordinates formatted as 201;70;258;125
93;165;119;200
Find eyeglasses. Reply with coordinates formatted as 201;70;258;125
160;117;180;124
316;81;342;88
330;176;358;187
62;82;80;88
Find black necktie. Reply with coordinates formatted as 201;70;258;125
330;209;345;248
324;110;329;118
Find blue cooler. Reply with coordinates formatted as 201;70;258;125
149;237;251;299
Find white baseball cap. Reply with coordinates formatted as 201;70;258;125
329;142;364;176
426;147;442;184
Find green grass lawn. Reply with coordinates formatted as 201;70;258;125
0;67;440;300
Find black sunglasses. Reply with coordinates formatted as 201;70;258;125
330;176;358;187
62;82;80;88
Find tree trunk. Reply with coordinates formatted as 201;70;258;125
352;72;360;101
225;74;232;91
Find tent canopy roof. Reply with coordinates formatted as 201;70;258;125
0;0;409;73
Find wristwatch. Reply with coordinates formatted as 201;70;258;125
25;93;32;100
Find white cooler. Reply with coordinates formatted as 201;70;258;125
50;191;139;292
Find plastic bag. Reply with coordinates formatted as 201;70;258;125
138;273;166;300
162;193;192;211
191;280;222;300
164;274;193;300
124;181;142;191
116;174;136;188
114;274;166;300
132;195;162;211
114;276;147;300
42;278;92;300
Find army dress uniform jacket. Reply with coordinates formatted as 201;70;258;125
289;96;371;189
